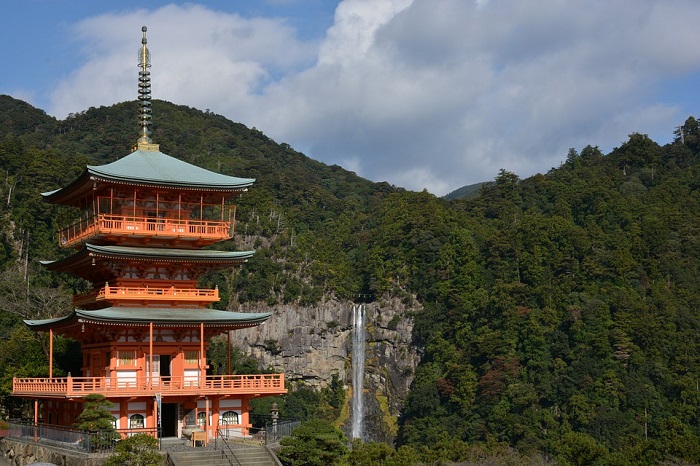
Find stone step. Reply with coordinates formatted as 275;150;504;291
169;446;278;466
168;450;231;466
229;446;278;466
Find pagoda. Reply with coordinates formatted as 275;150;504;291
12;27;285;442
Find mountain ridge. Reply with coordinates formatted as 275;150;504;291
1;94;700;463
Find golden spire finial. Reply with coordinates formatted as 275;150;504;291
135;26;158;151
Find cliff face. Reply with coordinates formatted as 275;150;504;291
234;297;421;443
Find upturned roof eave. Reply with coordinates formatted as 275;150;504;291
42;172;255;206
85;169;255;191
41;244;255;275
25;307;272;331
41;150;255;206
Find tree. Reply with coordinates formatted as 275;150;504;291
674;116;700;153
73;394;115;431
73;393;119;451
278;419;349;466
342;439;396;465
556;431;610;466
103;433;163;466
0;325;47;417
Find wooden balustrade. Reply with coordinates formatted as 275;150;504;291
13;374;286;398
59;214;232;247
72;285;219;306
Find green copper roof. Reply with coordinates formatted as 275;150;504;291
42;148;255;203
41;244;254;269
87;149;255;189
85;244;255;261
41;244;254;282
25;307;271;330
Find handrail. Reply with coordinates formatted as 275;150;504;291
72;285;219;306
59;213;232;247
216;425;241;466
6;419;158;454
13;373;286;398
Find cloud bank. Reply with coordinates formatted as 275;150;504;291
48;0;700;195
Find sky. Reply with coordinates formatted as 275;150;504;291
2;1;700;196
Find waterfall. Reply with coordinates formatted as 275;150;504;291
351;304;366;440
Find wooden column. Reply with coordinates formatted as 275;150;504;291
49;329;53;378
153;397;158;438
227;331;231;374
120;400;128;432
205;398;210;443
212;398;220;437
241;397;250;437
149;323;153;389
200;323;205;382
34;400;38;442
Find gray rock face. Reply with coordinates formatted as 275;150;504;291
233;297;421;443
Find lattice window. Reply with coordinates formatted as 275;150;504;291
184;351;199;365
221;410;239;425
130;414;144;429
118;350;136;366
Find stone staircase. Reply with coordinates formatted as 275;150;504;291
168;445;279;466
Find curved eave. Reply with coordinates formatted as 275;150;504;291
42;149;255;205
86;244;255;262
25;308;271;332
42;244;254;274
87;171;255;191
41;168;92;204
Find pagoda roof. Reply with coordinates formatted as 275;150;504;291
24;307;271;333
42;243;253;280
42;148;255;205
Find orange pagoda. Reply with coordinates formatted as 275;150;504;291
12;27;285;442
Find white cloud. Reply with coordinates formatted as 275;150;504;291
48;0;700;195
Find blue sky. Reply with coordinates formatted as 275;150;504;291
2;1;700;196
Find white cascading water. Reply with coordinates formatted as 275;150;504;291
351;304;366;440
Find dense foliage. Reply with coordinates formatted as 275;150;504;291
72;394;120;451
278;419;349;466
0;95;699;462
103;433;163;466
394;126;700;463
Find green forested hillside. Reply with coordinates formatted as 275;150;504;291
395;129;700;463
0;94;699;464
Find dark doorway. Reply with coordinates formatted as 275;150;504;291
159;355;171;377
161;403;178;437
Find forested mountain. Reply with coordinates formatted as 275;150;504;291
0;94;699;464
442;181;486;201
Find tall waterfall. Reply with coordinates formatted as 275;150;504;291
351;304;366;440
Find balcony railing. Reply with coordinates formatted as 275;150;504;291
13;373;286;398
72;284;219;307
59;214;232;248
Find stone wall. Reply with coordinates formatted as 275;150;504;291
233;296;421;443
0;438;102;466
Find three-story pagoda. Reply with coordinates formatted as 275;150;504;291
12;27;285;442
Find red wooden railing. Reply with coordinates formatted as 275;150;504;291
13;373;286;398
72;285;219;307
59;214;232;248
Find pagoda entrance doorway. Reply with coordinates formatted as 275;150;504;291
159;354;171;377
161;403;178;437
148;354;172;386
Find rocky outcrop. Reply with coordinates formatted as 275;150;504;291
234;297;421;443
